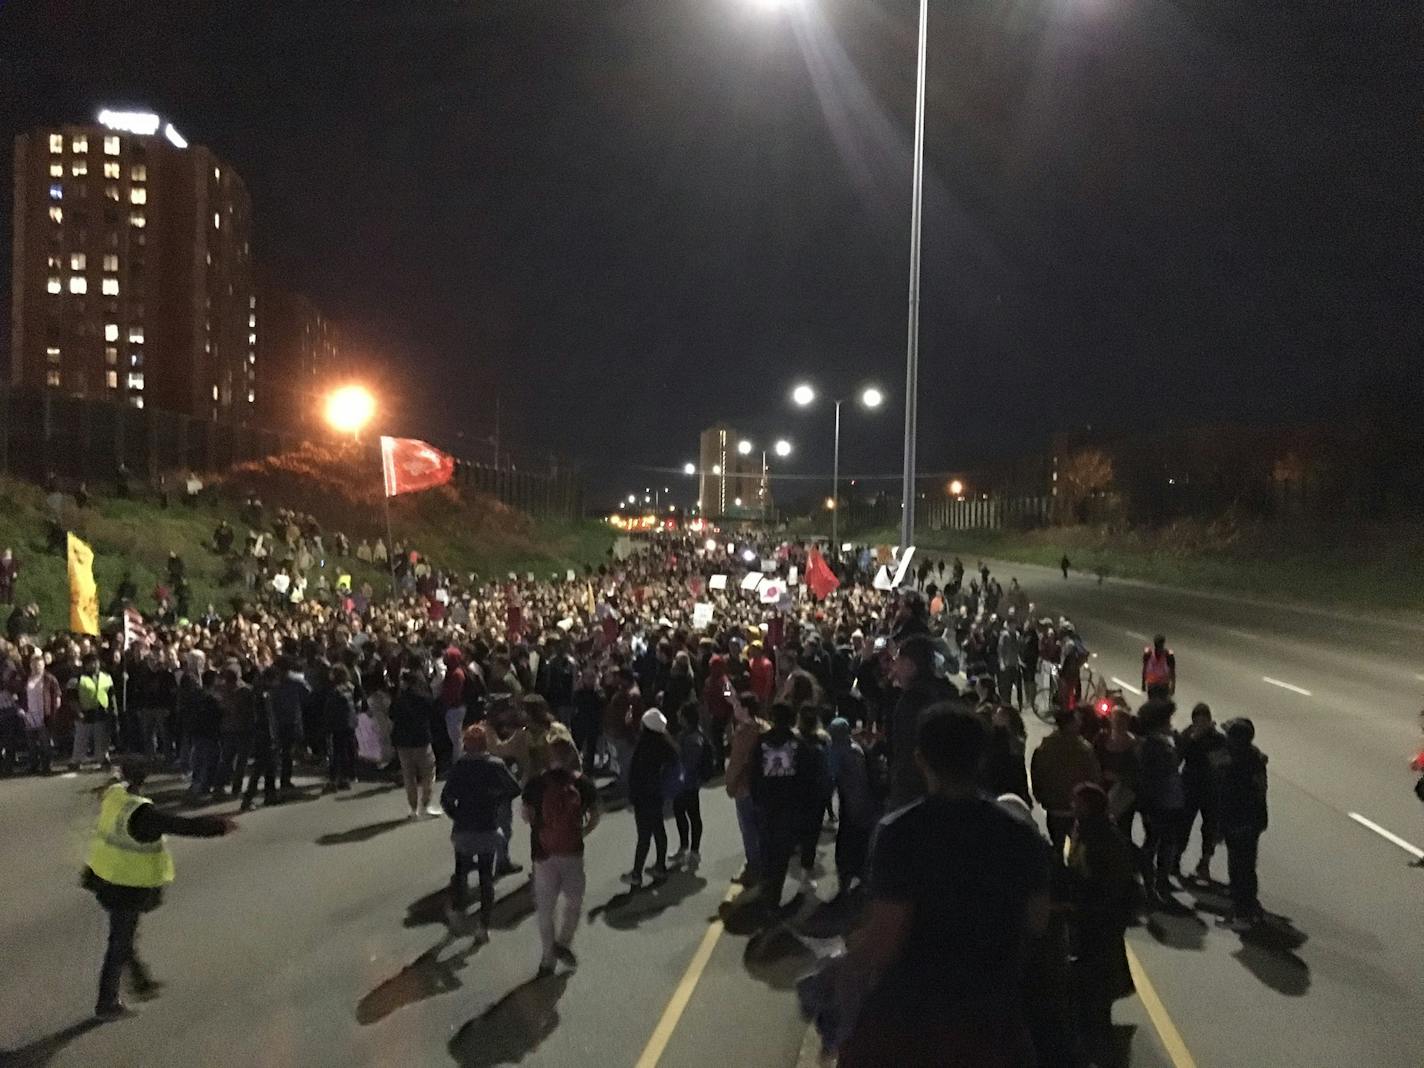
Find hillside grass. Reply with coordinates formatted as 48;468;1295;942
855;520;1424;612
0;449;611;634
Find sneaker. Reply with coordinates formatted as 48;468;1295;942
620;871;645;888
668;849;687;867
686;850;701;871
131;978;165;1002
496;861;524;878
239;800;254;813
407;810;420;822
95;1001;137;1020
553;944;578;968
536;961;556;979
471;921;489;945
649;863;670;881
1193;859;1212;883
425;803;443;818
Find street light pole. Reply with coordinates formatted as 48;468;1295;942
831;398;842;556
900;0;928;553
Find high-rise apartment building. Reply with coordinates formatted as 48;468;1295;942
254;285;343;430
10;110;255;421
697;424;761;516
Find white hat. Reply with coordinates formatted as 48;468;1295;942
641;708;668;734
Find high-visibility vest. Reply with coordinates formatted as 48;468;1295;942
1144;648;1173;686
85;783;175;888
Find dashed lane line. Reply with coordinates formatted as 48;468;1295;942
1111;677;1144;696
1125;630;1150;642
1262;676;1312;697
1348;812;1424;860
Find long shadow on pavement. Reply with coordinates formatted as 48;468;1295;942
1232;916;1311;997
335;782;401;802
446;972;571;1067
405;879;535;931
1;1018;105;1068
357;931;484;1025
316;817;410;846
586;871;706;929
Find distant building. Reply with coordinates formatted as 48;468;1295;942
255;285;344;430
10;110;255;421
697;424;761;517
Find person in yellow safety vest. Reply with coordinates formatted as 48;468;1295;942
1141;634;1176;699
82;757;235;1019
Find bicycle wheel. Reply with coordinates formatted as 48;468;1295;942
1032;664;1056;724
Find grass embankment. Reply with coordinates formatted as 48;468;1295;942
0;443;611;634
855;520;1424;612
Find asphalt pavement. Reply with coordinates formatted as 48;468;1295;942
3;560;1421;1067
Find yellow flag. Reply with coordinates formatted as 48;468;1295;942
67;532;100;635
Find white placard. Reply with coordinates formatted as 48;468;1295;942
891;546;916;588
873;565;895;591
566;569;576;582
709;574;728;591
787;566;799;587
692;602;715;629
740;571;763;591
760;557;777;573
758;578;785;604
556;617;574;632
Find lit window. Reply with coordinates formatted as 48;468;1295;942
71;158;87;176
211;384;219;400
72;135;87;153
102;278;119;295
49;206;63;223
105;347;118;365
106;371;118;389
130;396;144;409
105;324;119;341
129;213;145;228
214;166;220;180
49;133;64;153
249;296;256;308
45;346;61;363
103;254;118;271
46;254;61;269
213;212;221;229
128;328;144;343
49;162;63;178
130;352;143;367
105;136;120;155
46;370;61;387
47;277;62;294
70;252;85;270
68;276;87;294
131;164;146;181
247;313;256;327
127;372;144;390
248;353;256;365
248;333;256;345
103;161;120;179
129;187;146;205
247;389;255;403
105;185;120;201
205;252;212;266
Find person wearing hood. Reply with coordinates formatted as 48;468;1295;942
1215;717;1269;930
439;647;468;753
621;708;678;888
442;725;522;941
702;654;734;775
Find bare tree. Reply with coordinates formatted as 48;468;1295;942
1059;447;1114;523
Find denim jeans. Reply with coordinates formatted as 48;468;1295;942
734;793;762;880
452;847;496;917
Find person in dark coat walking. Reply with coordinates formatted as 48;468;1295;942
1215;717;1269;929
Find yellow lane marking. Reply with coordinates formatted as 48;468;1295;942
634;884;742;1068
1127;942;1199;1068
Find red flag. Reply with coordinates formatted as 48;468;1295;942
380;436;455;497
805;548;841;600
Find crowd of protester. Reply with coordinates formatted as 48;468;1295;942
0;516;1275;1066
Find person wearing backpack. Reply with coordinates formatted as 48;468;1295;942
671;701;710;870
441;725;522;943
522;737;600;976
621;708;679;888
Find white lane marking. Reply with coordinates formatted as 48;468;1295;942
1111;677;1144;696
1414;673;1424;683
1262;676;1312;696
61;771;79;779
1223;627;1258;640
1348;812;1424;860
1125;630;1149;642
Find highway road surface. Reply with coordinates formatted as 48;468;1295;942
2;560;1421;1067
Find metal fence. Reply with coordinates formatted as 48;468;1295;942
920;494;1052;532
0;385;583;522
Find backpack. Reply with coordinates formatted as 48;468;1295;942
537;775;584;856
696;730;716;784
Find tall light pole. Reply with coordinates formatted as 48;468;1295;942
792;383;883;558
738;437;791;520
901;0;929;553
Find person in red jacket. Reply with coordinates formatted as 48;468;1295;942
747;641;775;708
702;655;734;774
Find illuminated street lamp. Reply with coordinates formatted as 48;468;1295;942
683;462;696;476
324;384;375;439
949;478;964;497
737;439;753;456
790;381;884;554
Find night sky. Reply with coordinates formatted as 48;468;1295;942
2;1;1419;508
